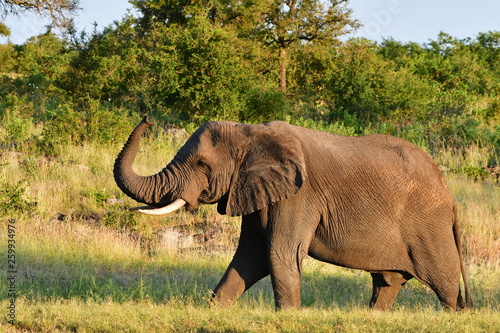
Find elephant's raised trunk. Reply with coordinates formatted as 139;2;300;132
113;116;175;208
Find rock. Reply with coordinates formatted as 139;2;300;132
158;228;194;251
106;197;125;205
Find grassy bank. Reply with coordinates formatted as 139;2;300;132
0;134;499;332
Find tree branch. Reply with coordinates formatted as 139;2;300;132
1;0;81;28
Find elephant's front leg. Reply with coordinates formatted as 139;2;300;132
211;217;269;306
268;237;310;310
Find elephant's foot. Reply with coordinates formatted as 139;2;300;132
210;286;240;307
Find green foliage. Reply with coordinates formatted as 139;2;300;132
326;39;396;124
15;33;74;78
2;112;33;142
64;17;145;104
0;2;498;170
159;18;259;123
461;166;489;181
38;102;135;154
0;178;36;215
244;88;289;123
0;22;10;37
0;42;14;72
64;13;272;124
81;188;112;203
101;206;139;230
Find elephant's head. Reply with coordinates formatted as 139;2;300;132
114;116;307;216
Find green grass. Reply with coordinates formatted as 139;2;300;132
0;135;499;332
5;300;499;332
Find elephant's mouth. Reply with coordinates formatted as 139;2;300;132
129;198;187;216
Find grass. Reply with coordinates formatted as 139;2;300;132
0;133;499;332
6;300;500;332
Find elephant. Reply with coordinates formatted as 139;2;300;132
113;116;473;311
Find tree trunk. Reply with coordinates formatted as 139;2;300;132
279;46;287;93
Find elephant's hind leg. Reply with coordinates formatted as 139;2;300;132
409;239;463;310
369;271;413;310
428;278;461;311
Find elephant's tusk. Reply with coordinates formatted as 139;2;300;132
129;198;187;215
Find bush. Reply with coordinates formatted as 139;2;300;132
0;178;36;215
38;105;83;154
38;102;136;154
101;206;139;231
2;113;33;143
461;166;489;181
243;88;289;123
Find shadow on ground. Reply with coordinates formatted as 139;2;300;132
1;244;469;310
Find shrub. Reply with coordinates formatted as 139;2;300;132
38;105;83;154
461;166;489;181
243;88;289;123
0;178;36;215
2;113;33;143
101;206;139;231
38;102;136;154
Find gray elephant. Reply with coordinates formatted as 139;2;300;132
114;116;473;311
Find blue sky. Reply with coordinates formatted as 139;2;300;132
349;0;500;43
2;0;500;45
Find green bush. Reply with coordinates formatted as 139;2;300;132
38;102;135;154
38;105;83;154
461;165;489;181
243;88;289;123
2;113;32;143
101;206;139;231
0;178;36;215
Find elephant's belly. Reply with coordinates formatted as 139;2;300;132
307;236;405;271
307;237;358;268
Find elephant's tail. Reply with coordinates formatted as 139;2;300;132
452;203;474;309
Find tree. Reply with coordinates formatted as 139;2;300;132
258;0;358;93
0;21;9;36
0;0;81;29
130;0;357;93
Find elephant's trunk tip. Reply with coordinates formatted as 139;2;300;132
142;115;154;127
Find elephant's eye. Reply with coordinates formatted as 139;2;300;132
197;159;209;171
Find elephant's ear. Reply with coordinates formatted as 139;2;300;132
225;122;307;216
